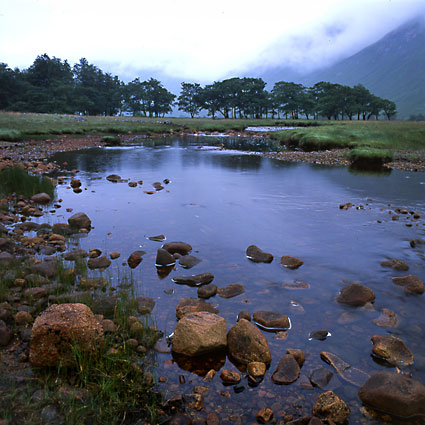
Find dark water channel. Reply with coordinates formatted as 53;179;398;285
51;136;425;424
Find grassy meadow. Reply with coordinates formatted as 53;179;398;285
1;112;424;154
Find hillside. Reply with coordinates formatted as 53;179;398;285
300;17;425;119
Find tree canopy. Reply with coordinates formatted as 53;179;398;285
0;54;397;120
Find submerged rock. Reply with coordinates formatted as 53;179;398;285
171;312;227;357
155;248;176;267
246;245;273;263
280;256;304;269
312;391;350;424
392;274;424;294
380;258;409;271
173;272;214;287
217;283;245;298
358;371;425;418
162;241;192;255
309;329;329;341
336;282;375;306
373;308;398;328
68;212;91;230
371;335;414;366
197;284;217;299
106;174;121;182
253;311;290;331
88;256;111;270
127;250;146;269
272;354;300;384
310;368;333;389
227;319;271;365
178;254;202;269
176;298;219;320
320;351;369;387
136;296;156;314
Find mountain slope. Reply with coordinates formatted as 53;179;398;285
300;17;425;119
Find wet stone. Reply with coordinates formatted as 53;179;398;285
106;174;121;182
380;258;409;271
127;250;146;269
392;274;424;294
217;283;245;298
336;282;375;306
310;368;333;389
312;391;350;424
179;254;202;269
136;296;156;314
155;248;176;266
309;330;329;341
253;311;290;331
248;361;267;380
63;249;88;261
183;393;203;410
162;241;192;255
371;335;414;366
281;256;304;269
176;298;219;320
173;272;214;287
237;310;251;322
197;284;217;299
220;369;241;385
287;348;305;367
148;234;166;242
373;308;398;328
88;256;111;270
282;280;310;290
272;354;300;384
256;408;274;423
246;245;274;263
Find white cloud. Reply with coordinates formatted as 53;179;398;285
1;0;424;80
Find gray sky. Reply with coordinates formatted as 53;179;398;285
1;0;425;82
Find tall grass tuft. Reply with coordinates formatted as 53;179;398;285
349;147;394;168
0;167;55;198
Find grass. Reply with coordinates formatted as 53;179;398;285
0;166;55;198
349;148;394;168
270;120;425;152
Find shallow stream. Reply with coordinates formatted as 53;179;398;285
50;136;425;424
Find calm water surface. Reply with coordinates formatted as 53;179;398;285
51;136;425;424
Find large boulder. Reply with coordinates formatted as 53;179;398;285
171;312;227;357
358;371;425;417
336;283;375;306
227;319;271;365
68;212;91;230
30;303;104;367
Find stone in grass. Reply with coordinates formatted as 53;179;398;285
336;282;375;306
246;245;273;263
312;391;350;424
171;312;227;357
358;371;425;418
29;303;104;367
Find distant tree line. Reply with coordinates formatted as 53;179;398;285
1;54;397;120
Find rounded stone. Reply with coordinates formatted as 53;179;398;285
312;390;350;424
336;283;375;306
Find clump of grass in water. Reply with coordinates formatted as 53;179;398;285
0;129;22;141
0;166;55;198
349;147;394;168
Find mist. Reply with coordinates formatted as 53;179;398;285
1;0;425;83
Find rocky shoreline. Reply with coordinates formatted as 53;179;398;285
1;133;425;173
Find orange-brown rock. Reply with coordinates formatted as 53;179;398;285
30;303;104;367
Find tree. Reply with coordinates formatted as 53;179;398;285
382;99;397;120
177;82;203;118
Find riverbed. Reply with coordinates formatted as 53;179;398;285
49;136;425;424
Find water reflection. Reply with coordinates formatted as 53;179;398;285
50;136;425;424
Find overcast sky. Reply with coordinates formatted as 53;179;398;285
1;0;425;82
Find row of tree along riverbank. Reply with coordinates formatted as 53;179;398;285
1;54;396;120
